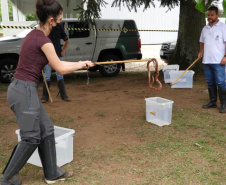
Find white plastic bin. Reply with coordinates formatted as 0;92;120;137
169;70;195;88
145;97;174;126
162;64;179;83
15;126;75;167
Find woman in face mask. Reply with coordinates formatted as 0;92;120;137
0;0;94;184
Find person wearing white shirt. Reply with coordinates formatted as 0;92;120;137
198;6;226;113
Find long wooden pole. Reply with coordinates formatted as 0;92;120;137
40;59;153;103
94;59;152;65
171;57;200;85
42;70;53;103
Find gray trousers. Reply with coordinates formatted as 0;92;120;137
7;78;54;142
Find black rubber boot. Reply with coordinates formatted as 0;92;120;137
0;141;38;185
218;88;226;113
41;81;50;103
0;174;21;185
38;134;73;184
57;79;70;102
0;145;21;185
202;86;217;109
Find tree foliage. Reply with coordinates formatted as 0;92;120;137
25;14;36;21
158;0;179;9
195;0;219;13
0;1;15;21
0;1;37;22
74;0;222;24
8;1;13;21
74;0;108;24
111;0;155;11
111;0;180;10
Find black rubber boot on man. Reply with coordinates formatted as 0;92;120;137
41;81;50;103
202;86;217;109
38;134;74;184
0;141;38;185
57;79;70;102
218;88;226;113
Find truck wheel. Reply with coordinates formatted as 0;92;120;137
98;54;121;77
0;58;18;83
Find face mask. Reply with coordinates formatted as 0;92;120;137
52;23;60;29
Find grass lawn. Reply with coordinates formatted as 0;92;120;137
0;71;225;185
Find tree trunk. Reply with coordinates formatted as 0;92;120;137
168;0;206;72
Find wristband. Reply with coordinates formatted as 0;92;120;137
224;55;226;57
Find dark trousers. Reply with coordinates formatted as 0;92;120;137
2;78;64;182
8;78;54;141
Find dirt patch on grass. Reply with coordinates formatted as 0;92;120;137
0;70;225;184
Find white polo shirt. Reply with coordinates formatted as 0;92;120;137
200;21;226;64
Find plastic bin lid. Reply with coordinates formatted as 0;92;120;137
145;97;174;104
15;126;75;140
169;70;195;75
163;64;179;70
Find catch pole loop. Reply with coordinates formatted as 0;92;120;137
95;58;162;96
145;58;162;97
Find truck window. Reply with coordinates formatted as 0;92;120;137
68;22;90;38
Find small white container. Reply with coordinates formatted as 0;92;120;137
169;70;195;88
162;64;179;83
15;126;75;167
145;97;174;126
